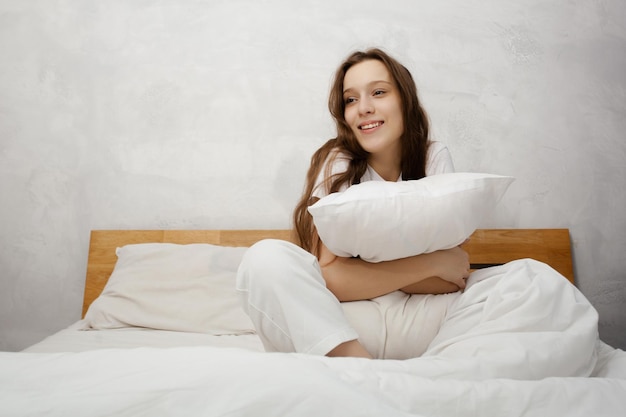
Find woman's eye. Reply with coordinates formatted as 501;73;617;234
373;90;385;96
345;97;356;104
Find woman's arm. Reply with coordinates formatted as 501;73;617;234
399;277;461;295
318;242;469;302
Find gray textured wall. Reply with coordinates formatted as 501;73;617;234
1;0;624;351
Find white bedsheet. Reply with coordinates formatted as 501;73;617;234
2;345;625;417
2;259;625;416
23;319;264;353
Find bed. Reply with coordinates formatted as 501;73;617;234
1;228;625;417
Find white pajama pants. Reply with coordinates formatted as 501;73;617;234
235;239;458;359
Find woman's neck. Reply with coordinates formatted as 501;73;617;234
366;139;402;181
368;156;401;181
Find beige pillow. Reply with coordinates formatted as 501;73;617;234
82;243;254;334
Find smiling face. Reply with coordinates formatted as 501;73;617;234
342;59;404;179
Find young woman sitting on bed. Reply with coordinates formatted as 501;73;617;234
236;48;472;359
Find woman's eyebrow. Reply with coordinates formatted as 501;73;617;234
343;80;392;95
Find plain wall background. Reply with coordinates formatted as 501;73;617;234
1;0;624;351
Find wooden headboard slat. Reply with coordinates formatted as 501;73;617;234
82;229;574;318
461;229;573;282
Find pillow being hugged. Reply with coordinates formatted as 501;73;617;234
81;243;254;335
308;172;514;263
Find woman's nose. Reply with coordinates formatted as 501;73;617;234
358;97;374;115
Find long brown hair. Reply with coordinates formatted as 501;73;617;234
293;48;431;255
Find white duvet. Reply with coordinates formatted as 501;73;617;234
2;259;625;416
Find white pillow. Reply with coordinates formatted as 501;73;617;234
308;172;514;262
82;243;254;334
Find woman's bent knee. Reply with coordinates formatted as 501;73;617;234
236;239;318;292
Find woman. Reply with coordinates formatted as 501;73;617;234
236;48;470;359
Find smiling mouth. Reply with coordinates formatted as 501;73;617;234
359;121;383;130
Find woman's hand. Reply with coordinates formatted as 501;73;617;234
425;246;470;288
400;246;470;294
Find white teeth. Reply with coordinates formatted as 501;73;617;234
361;122;381;130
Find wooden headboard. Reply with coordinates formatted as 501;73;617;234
82;229;574;317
